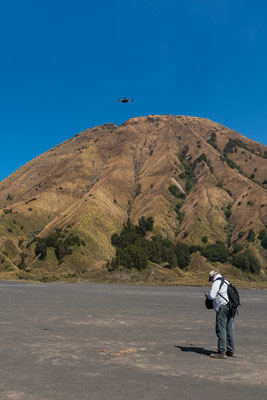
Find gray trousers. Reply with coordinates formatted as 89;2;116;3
216;305;236;353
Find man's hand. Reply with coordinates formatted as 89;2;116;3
205;292;209;298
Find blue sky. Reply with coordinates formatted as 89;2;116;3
1;0;267;181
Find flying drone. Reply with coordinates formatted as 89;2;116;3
118;97;134;103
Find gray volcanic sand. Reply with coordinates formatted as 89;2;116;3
0;282;266;400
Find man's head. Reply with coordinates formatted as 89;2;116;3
208;270;218;282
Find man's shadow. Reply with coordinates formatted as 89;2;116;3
175;346;215;356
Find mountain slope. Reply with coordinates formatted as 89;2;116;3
0;115;266;284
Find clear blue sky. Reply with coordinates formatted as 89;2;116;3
1;0;267;181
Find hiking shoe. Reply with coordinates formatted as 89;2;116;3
226;351;236;357
210;352;226;359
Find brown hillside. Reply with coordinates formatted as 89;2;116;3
0;115;266;284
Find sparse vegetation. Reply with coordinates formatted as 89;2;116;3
192;153;214;174
207;131;217;149
178;150;195;192
25;198;37;204
134;183;142;198
35;229;85;262
223;156;243;174
224;138;248;154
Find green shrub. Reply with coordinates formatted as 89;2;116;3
35;239;47;260
223;203;232;219
25;197;37;204
224;156;243;173
201;242;230;263
224;138;250;155
258;229;267;249
45;233;58;248
137;216;154;236
224;139;237;154
247;229;255;242
116;245;149;270
109;217;191;271
261;236;267;249
202;236;208;243
174;242;191;268
207;131;217;148
189;244;202;253
174;204;184;222
192;153;207;168
232;243;243;254
185;178;192;192
168;185;186;199
3;209;13;215
164;248;178;269
232;250;260;274
35;231;83;261
18;253;26;270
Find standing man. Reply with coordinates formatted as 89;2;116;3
205;271;236;359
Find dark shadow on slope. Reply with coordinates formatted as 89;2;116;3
175;346;215;356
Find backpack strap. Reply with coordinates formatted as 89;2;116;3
214;277;229;303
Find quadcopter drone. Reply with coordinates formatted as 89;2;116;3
118;97;134;103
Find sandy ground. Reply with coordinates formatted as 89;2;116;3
0;281;266;400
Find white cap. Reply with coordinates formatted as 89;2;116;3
208;271;217;282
